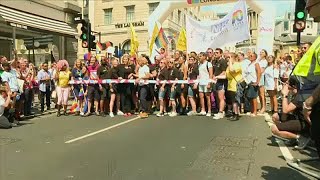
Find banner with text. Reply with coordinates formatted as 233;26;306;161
186;0;249;53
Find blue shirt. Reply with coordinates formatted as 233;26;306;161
1;70;19;92
37;69;52;92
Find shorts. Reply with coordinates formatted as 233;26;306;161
101;85;109;100
216;80;228;91
169;88;177;101
87;85;101;101
199;85;211;93
188;85;197;97
226;91;236;105
158;86;169;100
275;113;308;133
246;85;258;99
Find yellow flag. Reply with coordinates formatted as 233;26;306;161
130;23;139;56
149;23;159;56
177;28;187;51
293;36;320;77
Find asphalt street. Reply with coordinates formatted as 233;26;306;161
0;113;317;180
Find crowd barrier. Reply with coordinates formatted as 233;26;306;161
68;79;217;85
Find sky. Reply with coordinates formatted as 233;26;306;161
201;0;296;17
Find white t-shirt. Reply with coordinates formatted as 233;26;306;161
264;66;280;91
138;65;150;86
258;59;268;85
0;96;5;116
241;59;251;77
243;62;257;84
198;61;212;85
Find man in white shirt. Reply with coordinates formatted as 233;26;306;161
198;52;213;116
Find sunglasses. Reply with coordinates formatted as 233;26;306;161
169;61;174;64
160;62;165;64
214;52;219;54
302;47;307;49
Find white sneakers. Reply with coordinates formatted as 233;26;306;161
187;111;197;116
169;112;178;117
109;112;115;118
117;111;124;116
213;112;225;120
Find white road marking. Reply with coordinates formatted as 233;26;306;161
65;116;141;144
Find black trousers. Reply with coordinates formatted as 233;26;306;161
24;88;33;115
120;84;133;113
40;89;51;111
311;102;320;157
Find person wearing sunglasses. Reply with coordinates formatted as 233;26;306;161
167;58;181;117
213;48;228;120
156;59;169;117
187;56;199;116
301;42;312;55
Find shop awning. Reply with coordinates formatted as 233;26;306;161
0;5;78;36
307;0;320;21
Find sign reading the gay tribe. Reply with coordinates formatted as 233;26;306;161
187;0;221;4
186;0;249;53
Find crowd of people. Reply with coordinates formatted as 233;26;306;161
0;42;319;154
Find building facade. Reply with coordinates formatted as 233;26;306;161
0;0;82;66
83;0;201;59
236;8;320;57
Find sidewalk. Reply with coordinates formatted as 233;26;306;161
21;94;74;120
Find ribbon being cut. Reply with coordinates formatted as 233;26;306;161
68;79;217;85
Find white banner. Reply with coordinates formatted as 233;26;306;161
256;9;276;56
186;0;250;53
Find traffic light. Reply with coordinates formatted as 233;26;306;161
80;19;89;48
88;29;96;50
293;0;307;32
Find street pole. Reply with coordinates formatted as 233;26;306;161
297;31;301;46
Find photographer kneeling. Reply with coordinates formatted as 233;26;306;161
0;86;19;129
271;76;310;149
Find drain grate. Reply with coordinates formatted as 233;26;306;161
188;136;257;179
0;137;21;146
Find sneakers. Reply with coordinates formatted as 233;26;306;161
169;112;178;117
294;135;311;150
139;112;149;118
187;111;197;116
199;111;206;116
156;112;164;117
206;112;212;117
109;112;115;118
213;112;224;120
117;111;124;116
228;114;240;121
80;112;85;116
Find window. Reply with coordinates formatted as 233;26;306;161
178;10;181;24
149;2;159;15
122;40;130;54
104;8;112;25
125;5;135;22
284;21;289;31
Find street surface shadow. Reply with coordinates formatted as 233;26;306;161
261;166;311;180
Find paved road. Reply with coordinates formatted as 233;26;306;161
0;113;317;180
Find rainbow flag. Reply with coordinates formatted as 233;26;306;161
96;42;103;52
187;0;199;4
70;98;78;114
155;28;169;49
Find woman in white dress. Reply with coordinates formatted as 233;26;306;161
264;55;279;114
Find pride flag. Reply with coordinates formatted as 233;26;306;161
155;28;169;49
96;42;103;53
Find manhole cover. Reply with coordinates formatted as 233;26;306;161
0;137;21;146
188;136;257;178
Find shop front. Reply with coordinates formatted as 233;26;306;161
0;5;78;66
